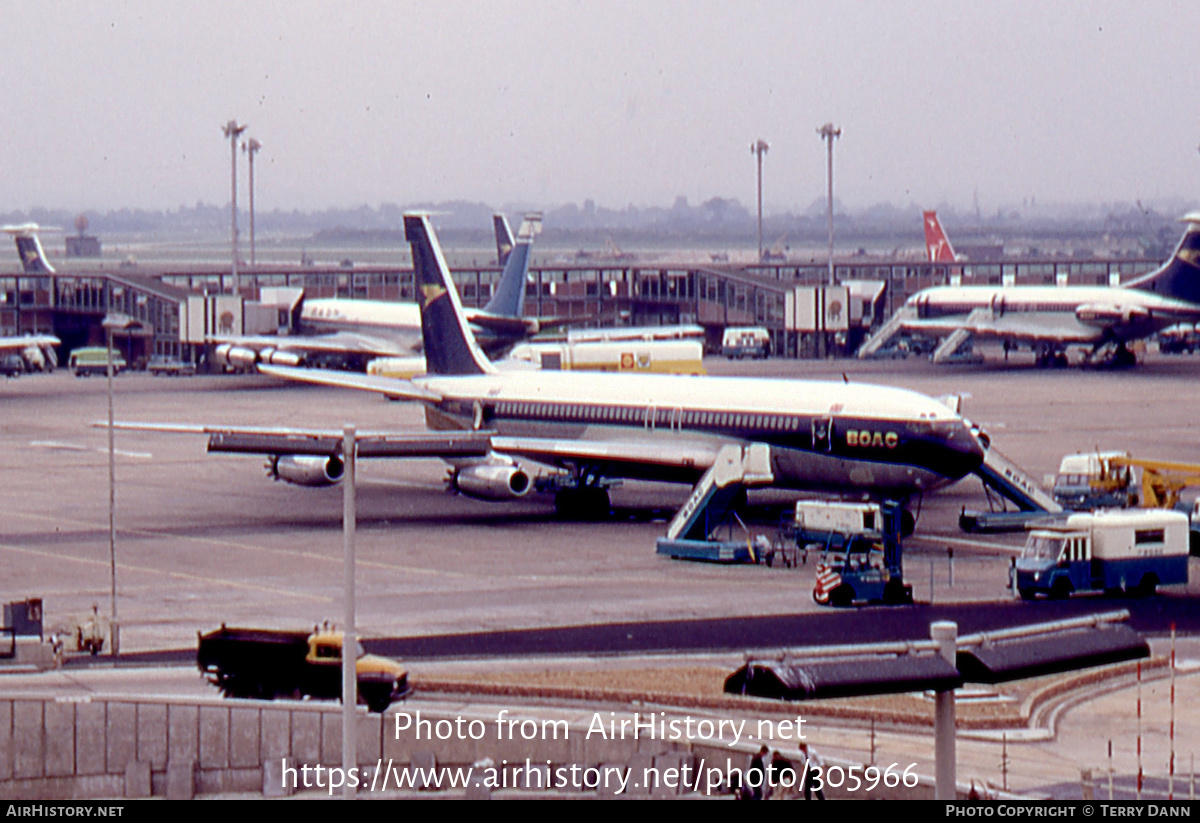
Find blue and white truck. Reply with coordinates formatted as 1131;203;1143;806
1013;509;1189;599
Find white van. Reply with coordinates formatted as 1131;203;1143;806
721;327;770;359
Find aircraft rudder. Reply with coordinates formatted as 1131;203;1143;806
14;233;55;274
1128;214;1200;305
483;214;539;319
403;213;493;376
494;213;514;266
923;211;955;264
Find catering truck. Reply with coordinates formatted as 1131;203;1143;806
1013;509;1189;599
197;626;410;713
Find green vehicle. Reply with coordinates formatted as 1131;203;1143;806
69;347;126;377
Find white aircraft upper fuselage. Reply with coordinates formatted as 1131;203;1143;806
902;283;1200;344
409;368;982;495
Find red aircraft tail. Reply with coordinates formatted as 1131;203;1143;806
923;211;957;263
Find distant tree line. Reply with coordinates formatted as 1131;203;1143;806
0;195;1188;255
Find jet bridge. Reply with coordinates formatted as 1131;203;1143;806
655;443;774;563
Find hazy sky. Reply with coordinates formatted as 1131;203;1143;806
4;1;1199;215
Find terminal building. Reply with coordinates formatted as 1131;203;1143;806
0;244;1160;369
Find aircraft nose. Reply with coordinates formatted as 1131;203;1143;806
956;419;988;472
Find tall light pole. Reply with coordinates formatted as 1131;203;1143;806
817;123;841;287
222;119;247;294
103;312;140;657
243;137;262;267
750;139;769;261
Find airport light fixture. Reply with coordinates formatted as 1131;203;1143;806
750;139;770;261
222;119;248;294
243;137;262;267
102;311;142;656
817;123;841;287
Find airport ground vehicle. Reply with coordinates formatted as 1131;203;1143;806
1;354;23;377
805;500;913;606
197;626;410;713
1;598;60;671
1158;323;1199;354
69;347;125;377
1051;452;1200;553
147;354;196;376
503;338;704;375
721;326;770;359
1013;510;1189;599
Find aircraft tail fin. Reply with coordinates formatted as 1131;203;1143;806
404;214;496;376
923;211;957;263
3;224;55;273
494;213;515;266
483;212;540;319
1126;213;1200;304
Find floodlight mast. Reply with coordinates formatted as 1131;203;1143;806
243;137;262;267
223;119;248;294
817;123;841;287
750;139;769;261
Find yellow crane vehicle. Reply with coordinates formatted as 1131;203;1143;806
1051;451;1200;554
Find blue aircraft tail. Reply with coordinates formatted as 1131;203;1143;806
4;225;55;273
482;212;540;319
1127;214;1200;304
494;213;515;266
404;214;496;376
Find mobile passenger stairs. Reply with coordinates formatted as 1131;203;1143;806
959;443;1063;533
655;443;775;563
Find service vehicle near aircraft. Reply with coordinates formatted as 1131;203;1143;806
197;625;410;713
805;500;914;606
69;347;125;377
721;326;770;359
1052;451;1200;553
1013;509;1189;599
504;338;705;375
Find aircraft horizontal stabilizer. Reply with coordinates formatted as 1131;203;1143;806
257;364;441;402
492;436;721;475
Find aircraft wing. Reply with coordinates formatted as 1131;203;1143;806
0;334;59;351
0;334;60;372
210;330;419;368
901;313;1101;344
257;364;441;402
109;421;494;459
491;435;721;475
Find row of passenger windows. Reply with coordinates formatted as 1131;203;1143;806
492;401;803;432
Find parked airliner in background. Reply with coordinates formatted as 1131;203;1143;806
1;225;60;374
127;213;987;524
212;213;542;371
859;212;1200;366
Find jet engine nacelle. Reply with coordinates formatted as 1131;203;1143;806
214;344;258;369
268;455;344;487
452;461;532;500
1075;303;1148;328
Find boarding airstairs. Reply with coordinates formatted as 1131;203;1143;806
656;443;774;562
856;305;917;359
931;327;975;363
960;444;1064;532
